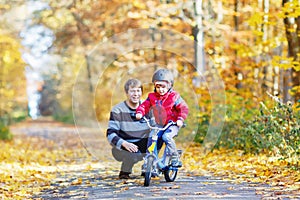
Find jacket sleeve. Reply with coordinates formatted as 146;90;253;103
174;95;189;121
106;110;124;149
136;97;151;116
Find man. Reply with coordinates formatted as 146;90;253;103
106;78;150;179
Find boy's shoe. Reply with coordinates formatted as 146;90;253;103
119;171;131;179
172;160;182;167
177;149;183;156
171;154;182;168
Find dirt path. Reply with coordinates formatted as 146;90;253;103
36;172;266;199
10;119;279;200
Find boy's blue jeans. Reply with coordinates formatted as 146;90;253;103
148;125;179;165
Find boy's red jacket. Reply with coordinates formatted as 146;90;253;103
136;90;189;125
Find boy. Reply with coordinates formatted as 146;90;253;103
136;68;189;167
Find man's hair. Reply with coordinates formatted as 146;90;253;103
124;78;143;93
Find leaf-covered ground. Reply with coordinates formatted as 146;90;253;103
1;119;299;199
184;144;300;199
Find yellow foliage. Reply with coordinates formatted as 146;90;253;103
0;34;27;117
132;0;146;9
247;12;263;26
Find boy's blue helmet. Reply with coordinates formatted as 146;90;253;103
152;69;174;86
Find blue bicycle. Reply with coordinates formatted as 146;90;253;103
141;117;183;187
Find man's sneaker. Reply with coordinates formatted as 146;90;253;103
119;171;131;179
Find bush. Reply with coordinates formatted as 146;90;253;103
237;101;300;157
194;94;260;150
0;122;13;140
194;95;300;164
53;112;74;124
194;113;209;144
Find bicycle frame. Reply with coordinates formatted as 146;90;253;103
142;117;180;186
146;121;172;162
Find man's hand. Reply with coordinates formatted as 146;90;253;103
136;113;143;120
122;141;138;153
176;119;184;127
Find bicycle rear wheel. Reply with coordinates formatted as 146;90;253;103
144;156;154;186
164;167;178;182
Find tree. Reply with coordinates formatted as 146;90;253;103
0;34;27;124
193;0;205;74
282;0;300;102
0;0;37;124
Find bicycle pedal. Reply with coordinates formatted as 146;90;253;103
160;166;168;171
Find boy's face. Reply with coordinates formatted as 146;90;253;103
154;81;171;96
127;86;142;104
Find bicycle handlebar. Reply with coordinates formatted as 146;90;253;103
141;117;176;131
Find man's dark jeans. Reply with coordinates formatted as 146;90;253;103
112;137;148;173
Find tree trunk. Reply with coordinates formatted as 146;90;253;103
261;0;274;96
85;54;93;93
233;0;242;89
282;0;300;102
193;0;205;75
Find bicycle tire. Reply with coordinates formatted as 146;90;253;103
164;167;178;182
144;156;154;186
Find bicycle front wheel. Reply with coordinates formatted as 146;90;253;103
164;167;178;182
144;156;154;186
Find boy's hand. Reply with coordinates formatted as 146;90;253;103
176;120;184;127
136;113;143;120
